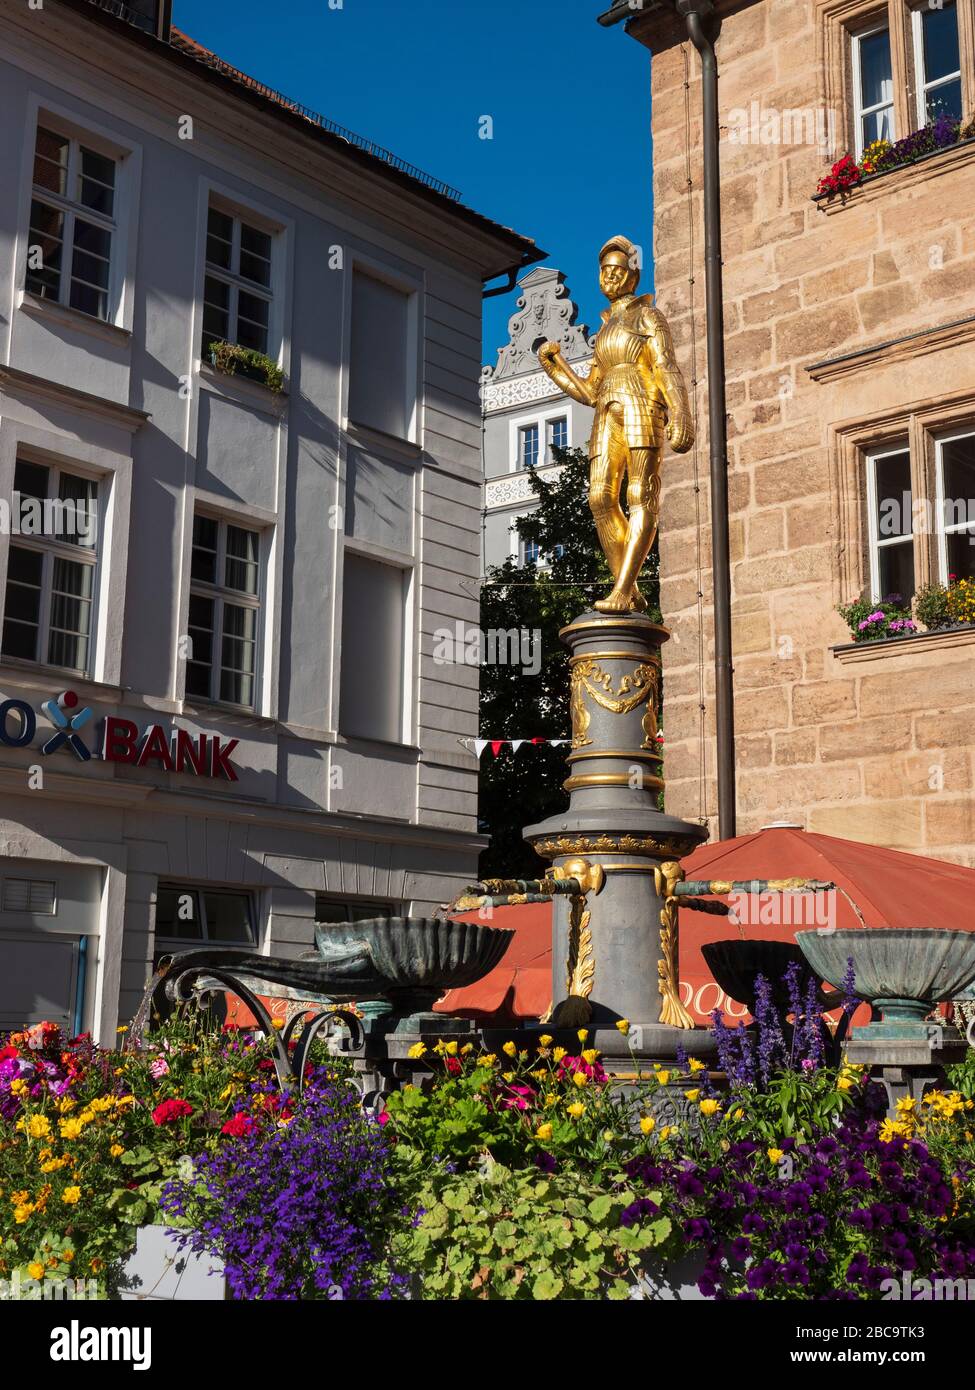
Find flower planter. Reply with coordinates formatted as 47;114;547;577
208;348;270;387
119;1225;226;1301
632;1251;709;1301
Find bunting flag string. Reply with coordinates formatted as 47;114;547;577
464;734;664;759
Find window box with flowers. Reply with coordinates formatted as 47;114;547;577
207;341;283;394
813;115;975;202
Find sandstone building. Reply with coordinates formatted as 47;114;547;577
607;0;975;866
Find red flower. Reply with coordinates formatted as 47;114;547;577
444;1056;462;1076
221;1112;257;1137
376;1110;390;1126
0;1045;20;1060
557;1055;608;1085
151;1098;194;1125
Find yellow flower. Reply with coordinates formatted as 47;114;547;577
603;1130;615;1142
688;1058;705;1072
531;1069;546;1081
109;1144;124;1158
13;1205;33;1224
61;1187;82;1205
476;1054;497;1069
836;1076;854;1092
895;1097;916;1115
115;1095;136;1109
443;1041;458;1056
767;1147;784;1164
406;1043;426;1060
699;1099;721;1117
58;1098;77;1114
572;1071;588;1089
615;1019;630;1035
684;1088;701;1102
62;1249;74;1262
581;1049;599;1065
535;1123;553;1141
27;1262;45;1281
26;1115;52;1140
9;1079;27;1096
567;1102;586;1119
460;1043;473;1056
552;1047;567;1063
40;1158;68;1174
10;1190;29;1206
655;1070;671;1087
502;1041;517;1058
577;1029;588;1043
544;1093;558;1108
640;1116;655;1135
502;1071;515;1083
59;1119;83;1141
271;1018;285;1030
659;1125;674;1140
538;1034;553;1047
78;1110;95;1126
116;1026;128;1034
733;1108;745;1120
88;1097;113;1114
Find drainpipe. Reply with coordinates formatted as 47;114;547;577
676;0;736;840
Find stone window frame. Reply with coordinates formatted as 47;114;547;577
818;0;975;157
829;387;975;606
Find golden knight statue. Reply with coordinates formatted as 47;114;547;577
537;235;694;613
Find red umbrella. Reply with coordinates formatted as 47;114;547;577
437;828;975;1026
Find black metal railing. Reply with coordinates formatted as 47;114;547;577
83;0;462;201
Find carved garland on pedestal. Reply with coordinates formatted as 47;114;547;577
569;659;660;751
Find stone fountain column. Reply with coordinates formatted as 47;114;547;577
524;609;715;1061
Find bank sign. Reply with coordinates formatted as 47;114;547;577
0;690;239;782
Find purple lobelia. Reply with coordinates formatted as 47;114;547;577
161;1068;410;1300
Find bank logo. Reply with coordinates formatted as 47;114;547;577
39;691;93;762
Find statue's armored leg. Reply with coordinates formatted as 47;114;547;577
588;411;627;594
594;447;660;612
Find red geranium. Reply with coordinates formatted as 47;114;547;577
151;1097;194;1125
557;1055;608;1084
0;1045;20;1061
221;1112;257;1137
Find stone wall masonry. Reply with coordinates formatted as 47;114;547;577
642;0;975;865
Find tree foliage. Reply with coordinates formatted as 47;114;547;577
478;448;660;877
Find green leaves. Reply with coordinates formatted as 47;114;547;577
392;1160;656;1301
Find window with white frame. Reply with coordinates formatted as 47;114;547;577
518;423;540;471
2;458;99;673
547;416;568;457
186;514;261;708
852;22;896;154
936;429;975;582
26;124;117;321
202;204;273;357
912;0;962;123
348;270;414;439
154;883;256;945
866;444;915;601
522;536;542;566
339;552;408;743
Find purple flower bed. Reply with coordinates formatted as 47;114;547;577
161;1068;410;1300
623;1091;975;1300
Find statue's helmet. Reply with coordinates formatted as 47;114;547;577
598;234;640;287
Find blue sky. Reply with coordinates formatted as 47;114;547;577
171;0;655;364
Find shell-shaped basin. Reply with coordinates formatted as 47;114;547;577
796;928;975;1005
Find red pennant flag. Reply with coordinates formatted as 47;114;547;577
490;740;505;757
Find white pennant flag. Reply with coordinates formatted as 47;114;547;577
473;740;488;758
511;740;525;753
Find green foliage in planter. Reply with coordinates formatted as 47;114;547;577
837;595;915;642
914;582;952;631
208;340;284;393
389;1156;671;1300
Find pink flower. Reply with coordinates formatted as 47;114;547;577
149;1057;169;1079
